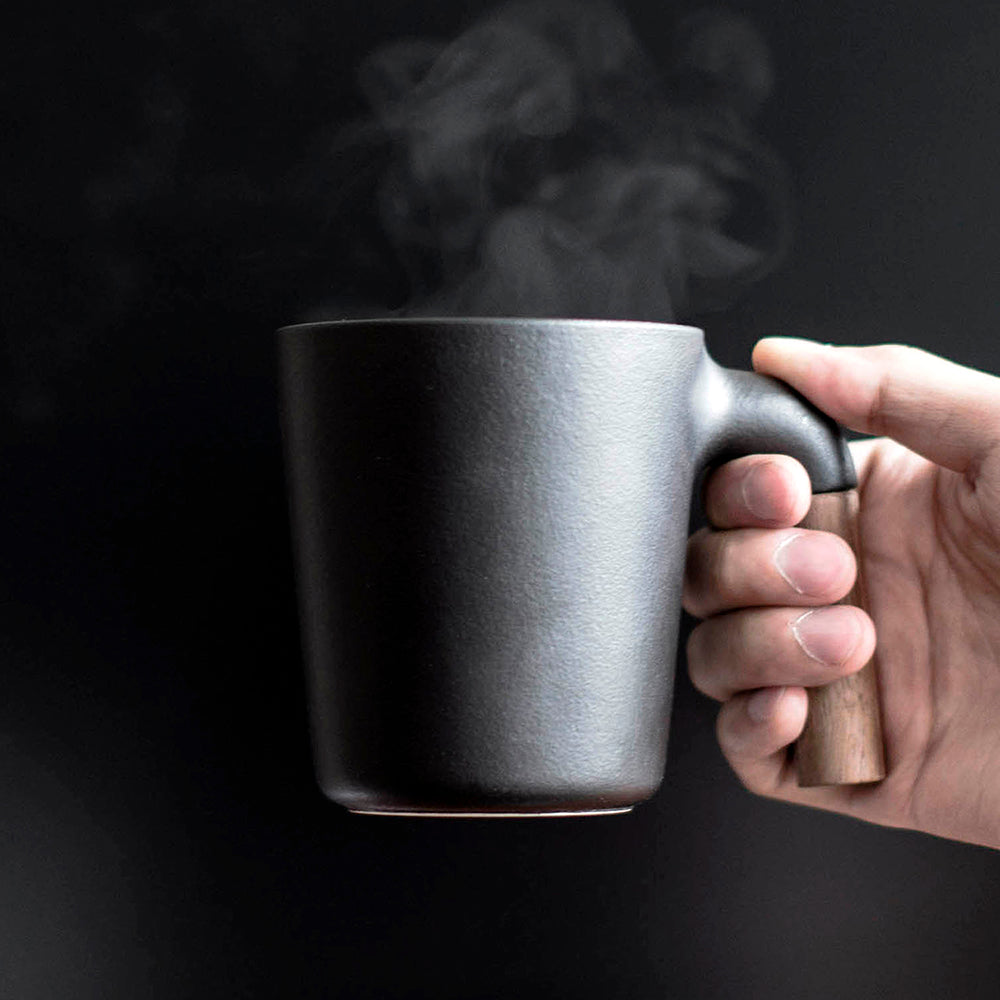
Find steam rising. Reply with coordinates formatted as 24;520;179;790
5;2;788;427
344;1;789;321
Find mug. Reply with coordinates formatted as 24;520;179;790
278;318;884;817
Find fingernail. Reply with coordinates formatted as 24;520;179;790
790;607;863;666
754;339;832;379
740;461;779;521
747;686;787;724
759;337;830;354
772;533;846;596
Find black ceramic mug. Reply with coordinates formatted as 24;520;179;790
279;318;884;817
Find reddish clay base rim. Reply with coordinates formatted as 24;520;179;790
348;807;634;818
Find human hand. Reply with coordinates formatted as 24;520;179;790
683;338;1000;850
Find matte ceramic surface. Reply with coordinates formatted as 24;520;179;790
279;319;855;815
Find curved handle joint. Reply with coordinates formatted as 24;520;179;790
693;355;856;494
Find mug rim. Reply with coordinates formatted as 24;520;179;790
278;316;704;337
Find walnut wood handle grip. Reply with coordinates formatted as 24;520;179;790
794;488;886;786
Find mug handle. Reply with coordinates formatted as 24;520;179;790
694;358;886;786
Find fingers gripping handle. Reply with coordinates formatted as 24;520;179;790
695;359;886;786
794;490;885;785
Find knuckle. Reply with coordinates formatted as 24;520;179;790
868;343;920;369
872;342;913;360
866;371;893;438
864;344;926;436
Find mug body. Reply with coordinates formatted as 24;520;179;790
279;318;706;815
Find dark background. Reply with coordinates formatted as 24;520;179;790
4;1;1000;997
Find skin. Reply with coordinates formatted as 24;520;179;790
683;337;1000;850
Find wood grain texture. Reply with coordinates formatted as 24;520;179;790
794;489;887;786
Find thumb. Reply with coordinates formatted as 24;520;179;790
752;338;1000;477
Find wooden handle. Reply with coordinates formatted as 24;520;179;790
794;489;886;786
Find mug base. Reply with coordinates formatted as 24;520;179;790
347;806;634;818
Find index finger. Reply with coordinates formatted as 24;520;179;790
752;339;1000;477
702;453;812;529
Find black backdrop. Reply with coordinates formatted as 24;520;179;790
4;1;1000;997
